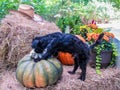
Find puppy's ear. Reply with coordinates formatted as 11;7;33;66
34;36;41;40
31;36;42;48
31;39;40;49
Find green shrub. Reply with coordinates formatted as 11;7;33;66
57;15;82;34
0;0;19;20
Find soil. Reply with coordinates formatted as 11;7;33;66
0;65;120;90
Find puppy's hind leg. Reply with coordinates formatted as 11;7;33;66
68;56;79;74
78;59;87;81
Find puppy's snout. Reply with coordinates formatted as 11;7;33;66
30;49;36;57
30;49;42;59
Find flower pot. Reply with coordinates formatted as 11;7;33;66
89;50;113;68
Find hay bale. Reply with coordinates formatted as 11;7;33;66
0;11;61;69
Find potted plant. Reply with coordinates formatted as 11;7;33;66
87;32;118;74
79;22;118;74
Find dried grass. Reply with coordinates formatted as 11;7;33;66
0;66;120;90
0;11;61;70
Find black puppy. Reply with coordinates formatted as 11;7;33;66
31;32;104;81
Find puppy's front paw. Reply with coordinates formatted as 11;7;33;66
34;59;38;62
68;71;75;74
34;58;40;62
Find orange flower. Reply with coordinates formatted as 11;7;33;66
75;35;86;43
103;35;109;42
87;37;92;41
87;24;98;29
87;33;93;41
91;33;99;41
109;33;114;38
104;32;114;38
86;33;99;41
87;33;93;37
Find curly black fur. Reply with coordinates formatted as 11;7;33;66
31;32;104;81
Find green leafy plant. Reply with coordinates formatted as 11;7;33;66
1;0;118;24
0;0;19;20
94;41;118;74
110;43;118;66
57;15;82;33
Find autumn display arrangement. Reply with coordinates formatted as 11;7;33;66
14;20;118;89
0;1;120;89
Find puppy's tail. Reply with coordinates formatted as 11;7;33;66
90;33;104;49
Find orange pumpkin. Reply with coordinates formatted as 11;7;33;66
58;35;86;65
75;35;86;43
58;52;74;65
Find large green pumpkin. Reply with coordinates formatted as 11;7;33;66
16;54;63;88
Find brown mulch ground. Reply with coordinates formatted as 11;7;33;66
0;66;120;90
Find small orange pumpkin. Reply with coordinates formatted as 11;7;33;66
87;24;98;29
58;52;74;65
75;35;86;43
58;35;86;65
